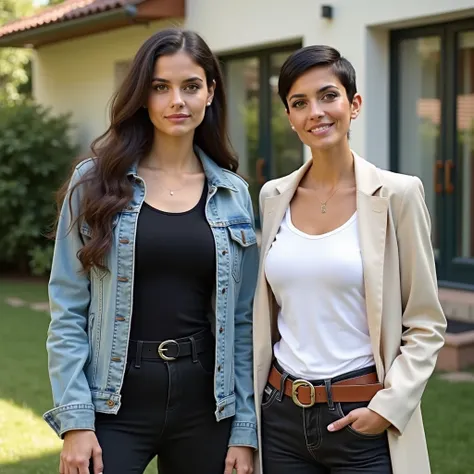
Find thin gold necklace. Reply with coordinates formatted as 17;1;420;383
315;187;339;213
164;183;186;196
140;165;191;197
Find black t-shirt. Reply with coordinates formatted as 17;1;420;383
129;183;215;341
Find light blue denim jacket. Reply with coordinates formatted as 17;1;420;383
44;148;259;448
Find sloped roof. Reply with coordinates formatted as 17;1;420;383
0;0;184;47
0;0;134;37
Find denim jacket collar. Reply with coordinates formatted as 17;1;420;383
126;146;238;192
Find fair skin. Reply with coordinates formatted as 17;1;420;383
61;50;253;474
285;65;391;436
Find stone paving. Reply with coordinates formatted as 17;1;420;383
438;371;474;383
5;296;49;313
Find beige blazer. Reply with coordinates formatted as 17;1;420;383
252;152;446;474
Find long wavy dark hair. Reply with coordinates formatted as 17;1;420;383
55;28;237;272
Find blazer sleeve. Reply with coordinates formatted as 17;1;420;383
368;176;447;434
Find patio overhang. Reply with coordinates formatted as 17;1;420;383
0;0;185;48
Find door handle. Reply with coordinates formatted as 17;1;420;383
256;158;266;186
434;160;443;194
444;159;454;194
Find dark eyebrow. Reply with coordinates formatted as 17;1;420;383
151;76;204;84
288;84;339;102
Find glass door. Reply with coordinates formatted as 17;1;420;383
447;27;474;284
392;34;443;263
225;57;260;215
269;52;304;179
222;46;304;223
392;20;474;289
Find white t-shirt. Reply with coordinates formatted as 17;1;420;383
265;207;375;380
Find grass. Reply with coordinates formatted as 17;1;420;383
0;279;157;474
1;279;474;473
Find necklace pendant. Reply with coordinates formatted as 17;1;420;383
321;203;327;213
169;191;174;196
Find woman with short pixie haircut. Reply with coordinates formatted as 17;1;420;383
45;28;258;474
252;45;446;474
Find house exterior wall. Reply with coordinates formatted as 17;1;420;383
24;0;474;291
31;1;474;164
185;0;474;169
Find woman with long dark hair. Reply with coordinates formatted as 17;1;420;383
44;28;258;474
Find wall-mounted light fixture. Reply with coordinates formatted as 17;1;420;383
321;5;333;19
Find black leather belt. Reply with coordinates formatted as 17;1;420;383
129;332;214;362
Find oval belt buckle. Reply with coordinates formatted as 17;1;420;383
292;379;316;408
157;340;179;361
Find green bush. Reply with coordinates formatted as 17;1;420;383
0;101;79;276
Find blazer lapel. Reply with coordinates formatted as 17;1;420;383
354;153;388;376
258;160;312;342
260;160;312;263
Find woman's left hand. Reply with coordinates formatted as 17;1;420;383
327;407;391;436
224;446;254;474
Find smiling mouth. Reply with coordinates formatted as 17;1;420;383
308;123;334;133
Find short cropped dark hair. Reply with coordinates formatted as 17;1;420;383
278;45;357;110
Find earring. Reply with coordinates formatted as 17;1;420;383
291;125;295;131
207;101;212;106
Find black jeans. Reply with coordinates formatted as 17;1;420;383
90;334;232;474
261;364;392;474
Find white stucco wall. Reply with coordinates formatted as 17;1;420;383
31;1;474;165
186;0;474;168
32;19;182;153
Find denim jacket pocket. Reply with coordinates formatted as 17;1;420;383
80;215;120;280
79;214;120;239
227;223;257;282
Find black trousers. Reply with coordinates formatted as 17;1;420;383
90;340;232;474
261;364;392;474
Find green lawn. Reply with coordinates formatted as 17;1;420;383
1;279;473;473
0;279;157;474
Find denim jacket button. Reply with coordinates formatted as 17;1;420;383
106;400;115;407
219;327;224;333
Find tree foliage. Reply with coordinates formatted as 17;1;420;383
0;102;79;275
0;0;35;103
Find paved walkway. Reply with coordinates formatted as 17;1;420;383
5;296;49;313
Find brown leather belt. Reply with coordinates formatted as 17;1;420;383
268;366;383;408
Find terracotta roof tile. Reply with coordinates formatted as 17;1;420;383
0;0;136;38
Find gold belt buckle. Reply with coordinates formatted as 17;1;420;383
292;379;316;408
157;340;179;361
